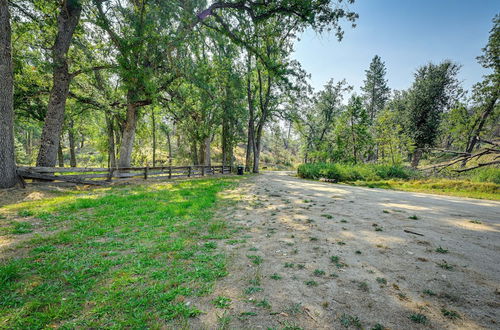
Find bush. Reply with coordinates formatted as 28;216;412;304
297;163;416;182
467;167;500;184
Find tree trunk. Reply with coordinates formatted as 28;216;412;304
253;120;264;173
465;91;498;154
36;0;82;167
166;128;172;166
411;149;423;168
191;141;199;165
151;109;156;167
0;0;16;188
118;91;138;168
68;120;76;167
105;114;116;168
58;140;64;167
204;136;211;166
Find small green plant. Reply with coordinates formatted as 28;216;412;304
339;313;362;328
239;311;257;317
313;269;325;276
409;313;428;324
437;261;453;270
270;273;282;280
284;262;294;268
216;312;232;329
305;280;318;287
321;214;333;219
337;241;346;245
376;277;387;285
17;210;34;217
408;215;419;220
435;246;448;253
441;308;460;319
340;219;348;223
371;324;385;330
330;256;340;263
255;299;271;309
285;302;303;315
358;281;369;292
423;289;436;296
355;250;362;254
382;210;390;214
375;227;383;232
310;237;318;241
306;219;315;223
244;286;263;294
212;296;231;309
297;264;305;269
469;220;482;224
248;247;258;251
11;222;33;234
247;255;263;265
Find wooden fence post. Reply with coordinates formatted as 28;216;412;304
144;167;148;180
188;166;192;177
202;166;205;176
168;166;172;179
107;168;114;182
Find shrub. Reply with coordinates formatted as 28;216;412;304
297;163;415;182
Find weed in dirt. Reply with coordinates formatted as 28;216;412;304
375;227;383;232
249;247;258;251
303;200;313;203
11;222;33;234
330;273;339;278
358;281;369;292
212;296;231;309
285;303;303;315
239;312;257;317
249;277;261;286
255;299;271;309
244;287;263;294
284;262;294;268
423;289;436;296
321;214;333;219
437;261;454;270
17;210;34;217
469;220;482;224
322;301;329;308
355;250;362;254
281;321;304;330
292;249;298;254
409;313;428;324
247;255;263;265
297;264;305;269
340;313;362;328
330;256;340;263
340;219;348;223
313;246;320;251
441;308;461;319
376;277;387;285
270;273;282;280
382;210;390;214
227;239;241;245
313;269;326;276
310;237;318;241
397;292;409;301
435;246;449;253
337;241;346;245
286;242;294;247
408;215;419;220
306;219;315;224
305;280;318;287
371;324;386;330
216;312;232;329
342;227;348;230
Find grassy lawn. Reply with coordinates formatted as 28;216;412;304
349;179;500;200
0;177;241;328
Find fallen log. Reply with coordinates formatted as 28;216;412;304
17;170;108;186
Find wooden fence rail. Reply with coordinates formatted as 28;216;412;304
17;165;233;186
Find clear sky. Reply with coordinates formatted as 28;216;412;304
292;0;499;93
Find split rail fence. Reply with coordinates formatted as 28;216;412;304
17;165;232;186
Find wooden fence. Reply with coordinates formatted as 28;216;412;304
17;165;233;186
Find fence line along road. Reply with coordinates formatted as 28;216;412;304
16;165;233;186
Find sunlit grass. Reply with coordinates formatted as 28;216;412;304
0;177;241;328
350;179;499;200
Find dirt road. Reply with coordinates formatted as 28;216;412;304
194;171;500;329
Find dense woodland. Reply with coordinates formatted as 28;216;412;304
0;1;498;188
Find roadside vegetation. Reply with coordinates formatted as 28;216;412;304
0;177;239;328
297;163;500;200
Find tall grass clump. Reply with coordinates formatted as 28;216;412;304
297;163;416;182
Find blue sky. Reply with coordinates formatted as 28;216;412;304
292;0;499;93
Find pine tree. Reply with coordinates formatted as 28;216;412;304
362;55;390;122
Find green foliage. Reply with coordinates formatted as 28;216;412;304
297;163;415;182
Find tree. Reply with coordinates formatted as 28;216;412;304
464;15;499;154
0;0;17;188
36;0;83;167
361;55;390;123
405;61;461;167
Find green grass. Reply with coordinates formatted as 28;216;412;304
297;162;499;200
0;177;241;328
350;179;499;200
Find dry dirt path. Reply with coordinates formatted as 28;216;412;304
193;171;500;330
